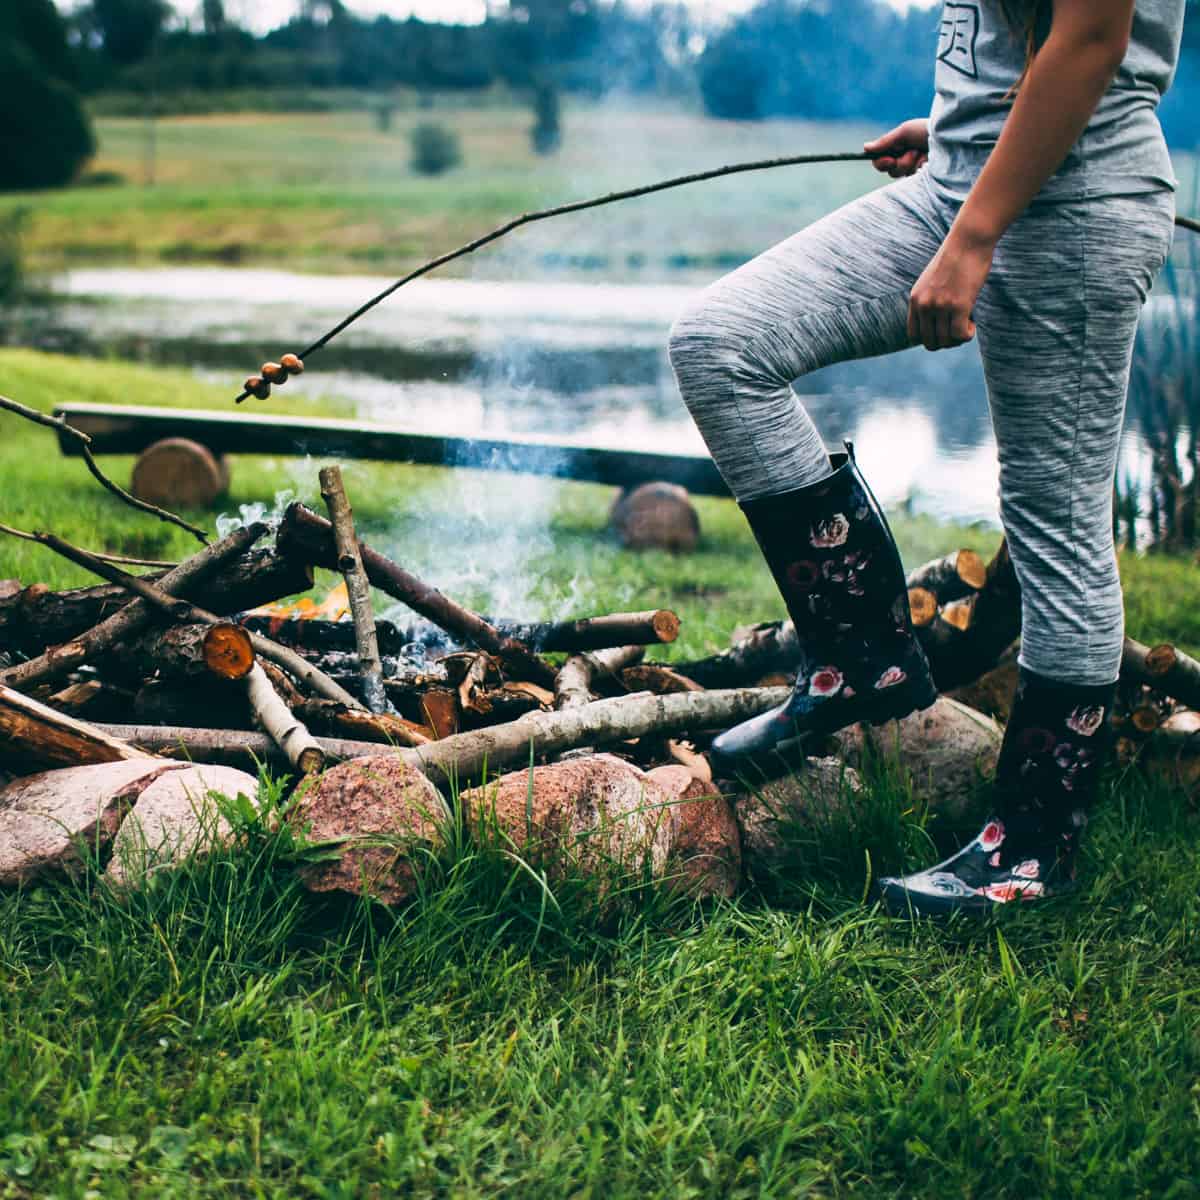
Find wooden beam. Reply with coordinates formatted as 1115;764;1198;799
54;403;730;497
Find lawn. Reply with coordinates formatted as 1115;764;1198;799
0;105;903;278
1;349;1198;1196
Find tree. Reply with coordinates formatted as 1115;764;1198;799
201;0;225;36
530;82;561;154
90;0;169;65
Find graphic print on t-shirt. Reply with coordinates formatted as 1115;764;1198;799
938;2;980;79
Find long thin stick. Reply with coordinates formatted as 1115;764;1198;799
234;153;1200;403
0;394;208;542
244;662;325;774
319;465;387;713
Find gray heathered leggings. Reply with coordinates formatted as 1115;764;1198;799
668;170;1175;686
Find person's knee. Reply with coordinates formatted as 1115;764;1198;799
667;294;723;378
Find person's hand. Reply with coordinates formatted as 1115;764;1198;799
864;119;930;178
908;226;996;352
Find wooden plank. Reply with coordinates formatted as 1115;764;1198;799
54;403;730;497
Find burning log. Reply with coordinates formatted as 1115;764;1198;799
0;548;314;655
0;683;153;774
905;549;987;604
276;503;556;687
244;663;324;774
555;645;645;710
1121;638;1200;711
319;466;387;714
0;524;266;690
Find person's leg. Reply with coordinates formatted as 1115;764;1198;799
668;174;951;769
880;192;1176;917
668;173;950;501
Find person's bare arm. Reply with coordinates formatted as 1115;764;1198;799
909;0;1136;351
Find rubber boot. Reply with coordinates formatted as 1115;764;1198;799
711;446;937;774
878;668;1116;917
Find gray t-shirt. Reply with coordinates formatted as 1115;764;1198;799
928;0;1186;201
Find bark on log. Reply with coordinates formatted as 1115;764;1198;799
276;503;556;687
555;646;645;710
132;680;250;729
1121;638;1200;711
905;549;987;604
621;664;705;695
496;610;680;653
112;621;255;683
674;621;801;690
319;465;387;714
0;524;267;690
244;664;324;774
296;700;431;748
1;683;154;774
0;548;312;656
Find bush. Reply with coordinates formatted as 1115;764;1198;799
0;208;28;308
0;46;95;191
410;122;462;176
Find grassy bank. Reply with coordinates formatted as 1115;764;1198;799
0;106;888;279
1;349;1198;1196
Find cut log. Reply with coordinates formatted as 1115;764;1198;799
319;465;387;714
276;503;556;687
907;587;938;629
290;756;450;906
947;658;1020;723
460;754;673;881
0;682;154;773
0;524;267;690
498;610;680;653
609;482;700;553
131;437;228;509
296;699;431;749
105;764;261;889
905;549;987;604
1121;638;1200;711
406;687;791;785
0;760;185;886
244;664;324;774
675;621;800;690
133;679;250;729
419;688;460;739
920;539;1022;691
555;645;645;711
940;599;973;632
0;548;313;655
112;621;255;684
621;664;704;695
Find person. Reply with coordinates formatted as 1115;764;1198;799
668;0;1185;917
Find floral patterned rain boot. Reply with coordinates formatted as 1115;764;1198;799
878;668;1116;918
710;446;937;774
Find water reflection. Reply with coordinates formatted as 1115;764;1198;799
46;265;1179;531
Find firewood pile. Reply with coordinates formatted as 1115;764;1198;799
2;394;1198;906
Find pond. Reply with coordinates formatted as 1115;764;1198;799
44;264;1184;531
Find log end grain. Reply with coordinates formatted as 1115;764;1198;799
940;598;974;632
203;623;256;680
1146;643;1179;676
290;755;449;906
609;482;700;553
131;437;228;509
651;610;681;644
955;549;987;591
908;587;938;628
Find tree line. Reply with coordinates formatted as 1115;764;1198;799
2;0;1198;192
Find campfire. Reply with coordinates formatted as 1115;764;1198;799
2;395;1198;904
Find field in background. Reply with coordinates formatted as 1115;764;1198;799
2;104;889;278
2;351;1200;1195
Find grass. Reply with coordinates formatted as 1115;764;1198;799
1;349;1199;1196
0;104;898;279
